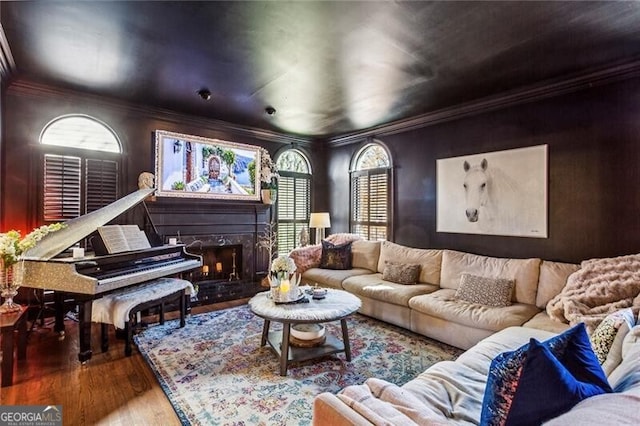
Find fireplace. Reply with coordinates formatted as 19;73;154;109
142;198;273;304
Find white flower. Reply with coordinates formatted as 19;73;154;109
270;255;297;275
0;223;66;266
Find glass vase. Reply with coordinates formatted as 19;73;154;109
0;261;22;314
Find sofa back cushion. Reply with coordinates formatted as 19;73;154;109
351;240;381;272
440;250;541;305
377;241;442;285
536;260;580;309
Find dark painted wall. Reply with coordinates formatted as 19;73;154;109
328;78;640;263
1;83;319;233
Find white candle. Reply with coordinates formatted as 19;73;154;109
72;248;85;259
280;279;290;293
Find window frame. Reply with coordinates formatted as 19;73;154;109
349;141;394;241
34;115;124;226
275;149;312;254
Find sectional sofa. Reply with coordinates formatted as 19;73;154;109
295;239;577;350
288;237;640;425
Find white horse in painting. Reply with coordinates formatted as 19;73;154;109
463;159;522;234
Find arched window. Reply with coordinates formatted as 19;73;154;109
350;142;392;240
276;149;312;253
40;115;121;222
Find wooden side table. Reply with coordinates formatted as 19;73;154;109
1;307;28;387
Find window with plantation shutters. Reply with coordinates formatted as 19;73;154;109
85;159;118;213
40;115;121;224
350;143;392;240
275;150;311;253
43;154;82;221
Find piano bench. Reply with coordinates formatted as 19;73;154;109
93;278;194;357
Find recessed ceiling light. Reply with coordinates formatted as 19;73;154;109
265;106;276;116
197;88;211;101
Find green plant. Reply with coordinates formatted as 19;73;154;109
221;149;236;177
172;181;185;190
248;160;256;188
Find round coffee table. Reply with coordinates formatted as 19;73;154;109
248;289;361;376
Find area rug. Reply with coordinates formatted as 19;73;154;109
134;305;463;425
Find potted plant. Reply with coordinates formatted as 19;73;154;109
259;148;279;204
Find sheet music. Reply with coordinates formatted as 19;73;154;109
97;225;151;254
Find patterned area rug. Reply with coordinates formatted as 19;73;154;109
134;304;463;425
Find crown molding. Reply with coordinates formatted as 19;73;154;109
6;79;312;146
328;58;640;147
0;24;16;80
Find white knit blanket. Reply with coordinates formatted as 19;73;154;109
546;253;640;332
337;378;449;426
92;278;194;329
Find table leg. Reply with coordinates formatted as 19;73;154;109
261;320;270;346
341;318;352;362
17;314;27;360
1;325;15;387
280;323;291;376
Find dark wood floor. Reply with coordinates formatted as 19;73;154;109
0;298;249;425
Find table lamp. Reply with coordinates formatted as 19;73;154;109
309;212;331;244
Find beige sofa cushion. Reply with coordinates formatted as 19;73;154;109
440;250;541;305
351;240;381;272
377;241;442;285
301;267;371;289
535;260;579;308
342;273;438;307
522;311;570;334
409;289;540;332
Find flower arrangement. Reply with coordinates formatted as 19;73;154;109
0;223;66;267
270;255;297;278
0;223;66;313
269;255;301;302
259;147;279;190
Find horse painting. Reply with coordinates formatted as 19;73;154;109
462;158;522;234
437;145;547;238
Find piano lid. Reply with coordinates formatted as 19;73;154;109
22;188;155;261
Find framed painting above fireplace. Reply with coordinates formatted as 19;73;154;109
154;130;262;201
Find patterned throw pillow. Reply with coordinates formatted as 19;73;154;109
481;323;612;426
319;240;353;270
454;274;514;307
589;308;636;365
382;261;421;285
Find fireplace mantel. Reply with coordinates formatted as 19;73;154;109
143;198;273;283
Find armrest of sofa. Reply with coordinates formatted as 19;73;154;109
313;393;373;426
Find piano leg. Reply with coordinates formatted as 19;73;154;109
54;292;66;340
77;298;94;363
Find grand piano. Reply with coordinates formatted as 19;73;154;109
20;188;202;362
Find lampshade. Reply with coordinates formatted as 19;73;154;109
309;212;331;228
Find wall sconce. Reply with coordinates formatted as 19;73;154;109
309;212;331;244
173;140;182;153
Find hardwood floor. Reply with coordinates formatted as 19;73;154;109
0;298;249;425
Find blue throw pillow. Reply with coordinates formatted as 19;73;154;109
480;323;612;426
505;338;611;426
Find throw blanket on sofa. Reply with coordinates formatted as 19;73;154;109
337;378;449;426
546;253;640;332
289;233;362;273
